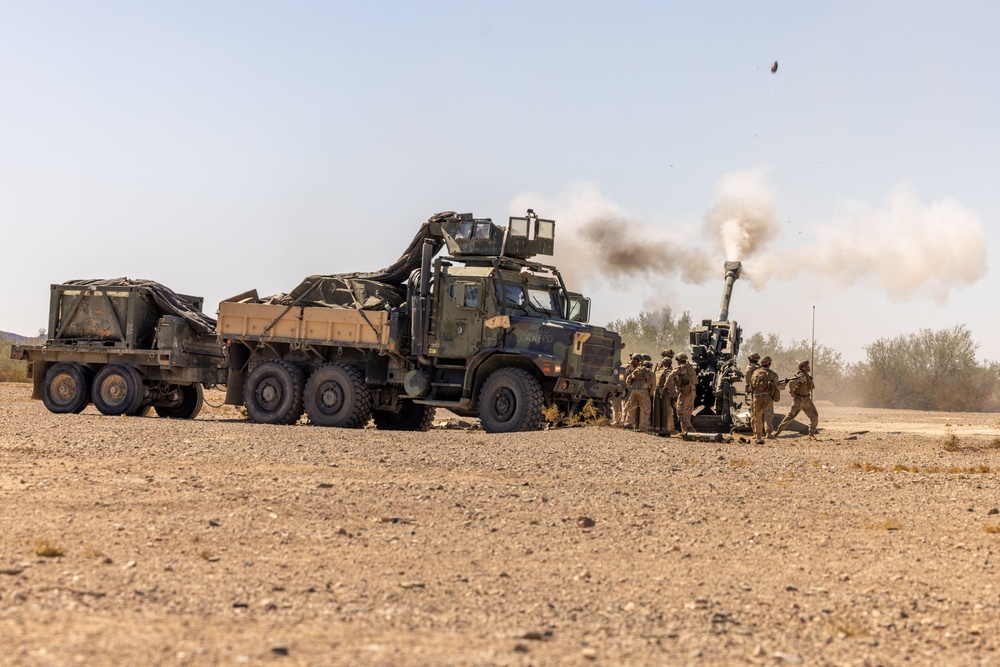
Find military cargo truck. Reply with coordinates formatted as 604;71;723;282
11;280;227;418
220;210;622;433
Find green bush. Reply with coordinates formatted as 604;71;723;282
607;307;693;359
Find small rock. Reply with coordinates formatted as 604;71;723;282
577;516;596;529
581;647;597;660
123;560;137;570
773;652;803;665
513;643;529;653
988;508;999;515
271;645;289;656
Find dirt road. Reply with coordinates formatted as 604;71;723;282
2;383;1000;666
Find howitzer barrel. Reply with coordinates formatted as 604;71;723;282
717;261;742;321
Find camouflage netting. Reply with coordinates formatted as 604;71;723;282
64;278;217;335
263;213;454;311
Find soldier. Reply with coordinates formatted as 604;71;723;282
666;353;698;434
652;349;676;434
610;354;636;427
743;352;761;413
775;360;819;437
749;355;779;443
625;354;654;432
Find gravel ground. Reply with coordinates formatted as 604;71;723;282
2;382;1000;666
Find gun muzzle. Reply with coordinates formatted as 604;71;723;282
718;261;742;321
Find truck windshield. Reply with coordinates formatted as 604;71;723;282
498;284;562;318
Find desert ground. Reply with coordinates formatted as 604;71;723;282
2;382;1000;666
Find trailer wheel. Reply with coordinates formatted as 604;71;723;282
92;364;145;416
244;360;305;425
478;368;544;433
373;402;436;431
304;363;372;428
155;384;204;420
41;362;92;414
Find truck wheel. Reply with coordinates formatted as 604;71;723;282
92;364;146;416
41;362;92;414
478;368;544;433
244;360;305;425
373;402;436;431
155;384;204;420
304;363;372;428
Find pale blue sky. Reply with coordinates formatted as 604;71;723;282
2;2;998;363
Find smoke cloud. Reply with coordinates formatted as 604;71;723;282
511;168;987;304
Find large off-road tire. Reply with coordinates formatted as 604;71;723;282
155;384;204;420
41;362;92;414
244;360;305;425
92;364;146;416
304;363;372;428
373;402;436;431
478;368;544;433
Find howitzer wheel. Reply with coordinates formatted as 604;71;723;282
41;362;92;414
304;363;372;428
244;360;305;425
373;401;435;431
478;368;544;433
92;364;145;416
155;384;204;420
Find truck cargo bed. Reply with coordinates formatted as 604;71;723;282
217;301;390;347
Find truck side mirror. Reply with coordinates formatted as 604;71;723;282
568;296;591;323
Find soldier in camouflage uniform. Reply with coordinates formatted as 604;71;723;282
749;356;779;443
743;352;760;413
652;349;676;434
666;353;698;434
610;354;636;427
625;354;654;432
775;360;819;437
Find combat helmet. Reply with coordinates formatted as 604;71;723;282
661;348;674;358
675;353;688;363
760;356;772;367
798;360;811;370
748;352;760;363
641;354;652;362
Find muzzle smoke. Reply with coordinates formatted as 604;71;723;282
512;169;986;303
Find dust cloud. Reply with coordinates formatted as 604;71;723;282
511;169;986;303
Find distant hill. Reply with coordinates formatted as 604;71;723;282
0;331;30;343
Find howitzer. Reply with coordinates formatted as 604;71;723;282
688;261;746;432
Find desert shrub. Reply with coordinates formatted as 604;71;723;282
0;336;30;383
855;325;1000;412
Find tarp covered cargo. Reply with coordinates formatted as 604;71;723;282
262;212;452;311
63;278;217;335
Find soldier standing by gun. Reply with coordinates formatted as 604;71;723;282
625;354;654;432
652;349;675;433
775;360;819;437
666;353;698;434
743;352;761;414
749;356;780;443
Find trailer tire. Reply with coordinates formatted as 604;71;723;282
92;364;146;416
244;360;305;425
373;402;436;431
304;363;372;428
155;384;204;420
478;368;544;433
41;362;92;414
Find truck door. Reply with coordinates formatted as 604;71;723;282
431;277;485;360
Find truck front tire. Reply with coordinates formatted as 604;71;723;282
478;368;544;433
244;360;305;425
41;362;92;414
92;364;146;416
304;363;372;428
